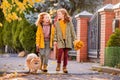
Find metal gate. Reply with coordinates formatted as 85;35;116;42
88;12;101;58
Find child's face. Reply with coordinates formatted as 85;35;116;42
43;14;50;23
57;11;64;20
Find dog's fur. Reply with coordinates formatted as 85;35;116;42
26;53;41;73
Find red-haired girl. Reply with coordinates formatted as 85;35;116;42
36;12;54;72
54;8;76;73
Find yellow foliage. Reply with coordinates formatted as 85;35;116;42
12;0;14;4
34;8;37;11
29;0;34;6
35;0;41;2
49;9;56;15
28;4;33;8
18;17;22;21
15;1;26;12
23;0;29;4
51;61;56;64
0;23;3;27
4;13;18;23
73;40;84;50
6;18;11;23
0;0;42;23
1;0;11;8
12;12;18;20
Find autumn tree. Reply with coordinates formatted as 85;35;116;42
0;0;42;25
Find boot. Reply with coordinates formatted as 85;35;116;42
63;67;68;73
42;65;48;72
56;63;60;71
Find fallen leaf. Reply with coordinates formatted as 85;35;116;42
18;73;28;77
4;64;7;66
97;68;102;72
51;61;56;64
7;67;10;69
110;72;117;75
18;64;22;66
35;76;39;79
46;74;50;77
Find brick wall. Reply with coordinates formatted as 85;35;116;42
76;17;91;62
104;0;120;5
100;10;115;65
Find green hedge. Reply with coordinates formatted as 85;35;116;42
3;21;13;46
1;16;36;53
107;28;120;47
0;27;3;48
12;19;24;52
19;21;36;53
0;2;36;53
105;47;120;67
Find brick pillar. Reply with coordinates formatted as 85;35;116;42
100;10;115;65
75;11;92;62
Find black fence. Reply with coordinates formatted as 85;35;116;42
88;12;101;58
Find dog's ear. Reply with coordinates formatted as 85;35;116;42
26;59;30;62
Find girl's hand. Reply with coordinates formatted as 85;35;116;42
54;42;57;45
54;42;58;48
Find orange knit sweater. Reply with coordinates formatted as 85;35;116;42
59;20;67;39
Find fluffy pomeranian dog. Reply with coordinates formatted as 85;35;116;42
26;53;41;73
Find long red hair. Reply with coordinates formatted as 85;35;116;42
57;8;70;23
35;12;51;26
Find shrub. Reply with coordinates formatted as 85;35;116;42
12;19;24;52
105;28;120;67
0;27;4;48
19;19;37;53
105;47;120;67
107;28;120;47
2;21;13;46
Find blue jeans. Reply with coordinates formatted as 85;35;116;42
38;41;51;65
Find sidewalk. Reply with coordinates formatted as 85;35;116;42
0;54;99;74
0;55;120;80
